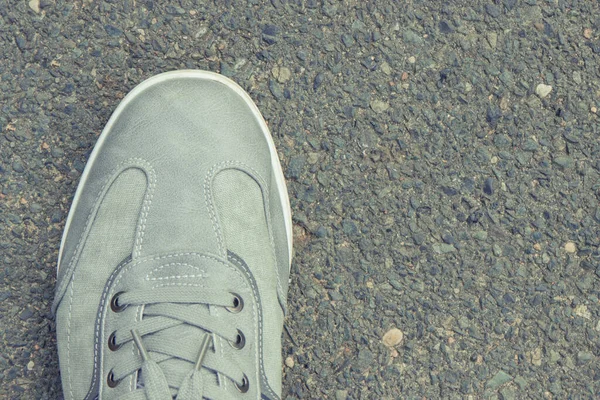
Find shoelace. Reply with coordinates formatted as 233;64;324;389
108;286;250;399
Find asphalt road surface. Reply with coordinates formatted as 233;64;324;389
1;0;599;399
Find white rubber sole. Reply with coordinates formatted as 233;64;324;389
57;70;293;272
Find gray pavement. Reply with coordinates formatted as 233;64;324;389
1;0;600;398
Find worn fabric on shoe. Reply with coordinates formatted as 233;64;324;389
53;70;293;400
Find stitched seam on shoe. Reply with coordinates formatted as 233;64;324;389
89;257;131;400
134;161;157;257
146;263;205;281
111;254;234;288
204;160;285;301
55;158;154;309
228;252;277;399
228;254;260;396
203;163;227;256
63;159;151;398
67;278;74;400
154;283;206;287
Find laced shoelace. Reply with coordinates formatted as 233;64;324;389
107;286;250;399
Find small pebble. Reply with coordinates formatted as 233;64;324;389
370;99;389;113
380;61;392;75
272;66;291;83
335;390;348;400
486;32;498;48
439;21;454;34
486;370;513;389
583;28;592;39
536;84;552;98
284;356;294;368
433;243;456;254
485;4;501;18
408;56;416;64
564;242;576;253
577;351;593;364
28;0;40;13
553;156;573;169
401;72;409;81
51;147;65;158
483;177;495;195
12;161;25;173
530;347;542;366
473;230;488;241
51;210;63;223
493;244;503;257
591;106;597;114
574;304;591;319
500;386;516;400
19;308;34;321
27;361;34;371
382;328;404;347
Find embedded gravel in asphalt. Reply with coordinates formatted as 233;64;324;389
1;1;600;398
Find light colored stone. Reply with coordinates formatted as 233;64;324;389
380;61;392;75
564;242;577;253
285;356;295;368
382;328;404;347
486;32;498;48
574;304;591;320
27;360;34;370
408;56;416;64
335;390;348;400
486;370;513;389
370;99;389;113
28;0;40;13
272;66;292;83
530;347;542;366
536;83;552;98
307;152;319;164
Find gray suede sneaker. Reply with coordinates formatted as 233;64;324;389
53;70;293;400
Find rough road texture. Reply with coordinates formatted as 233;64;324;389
1;0;600;399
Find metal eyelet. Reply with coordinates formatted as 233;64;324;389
110;292;127;313
107;369;120;388
230;329;246;350
108;331;121;351
226;293;244;313
236;373;250;393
